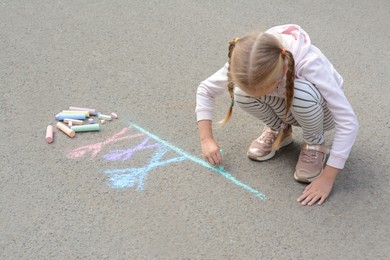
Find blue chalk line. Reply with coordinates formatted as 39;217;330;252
128;120;267;200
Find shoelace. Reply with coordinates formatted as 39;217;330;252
259;129;277;144
301;150;318;163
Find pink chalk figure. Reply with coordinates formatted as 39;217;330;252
67;126;144;159
104;137;160;161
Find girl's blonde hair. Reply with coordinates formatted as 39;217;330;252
220;32;295;150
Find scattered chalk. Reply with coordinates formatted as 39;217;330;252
56;122;75;138
71;123;100;132
69;106;97;116
110;112;118;119
46;125;54;143
50;107;120;142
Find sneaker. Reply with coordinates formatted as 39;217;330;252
294;143;329;183
247;126;293;161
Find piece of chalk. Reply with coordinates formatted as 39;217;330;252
69;106;97;116
62;110;90;117
218;149;224;170
87;118;94;124
98;114;112;120
46;125;54;143
63;118;84;125
100;120;105;124
55;113;86;121
56;122;75;137
71;124;100;132
110;112;118;119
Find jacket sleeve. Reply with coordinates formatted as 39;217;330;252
195;63;229;121
298;48;359;169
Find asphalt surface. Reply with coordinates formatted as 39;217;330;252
1;0;389;259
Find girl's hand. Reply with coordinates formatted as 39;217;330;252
297;165;340;205
201;137;223;167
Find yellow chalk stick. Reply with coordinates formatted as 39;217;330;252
62;110;90;117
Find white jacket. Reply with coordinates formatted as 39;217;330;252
195;24;359;169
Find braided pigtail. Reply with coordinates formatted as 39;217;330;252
218;38;239;125
272;49;295;150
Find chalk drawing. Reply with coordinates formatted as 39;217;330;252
67;126;143;159
103;137;160;161
123;121;267;200
105;145;187;190
67;122;267;200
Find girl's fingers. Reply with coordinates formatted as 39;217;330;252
307;195;321;206
211;152;223;166
216;151;223;166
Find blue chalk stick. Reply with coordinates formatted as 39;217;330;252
55;113;86;121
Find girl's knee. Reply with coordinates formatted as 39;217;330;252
293;79;322;104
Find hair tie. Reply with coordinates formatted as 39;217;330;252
281;48;286;58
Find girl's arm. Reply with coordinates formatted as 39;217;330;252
198;120;223;166
299;50;359;170
196;64;229;166
195;63;229;121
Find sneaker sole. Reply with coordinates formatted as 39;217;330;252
247;135;293;162
293;170;322;183
293;152;327;183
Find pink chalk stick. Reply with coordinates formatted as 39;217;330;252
110;112;118;119
46;125;54;143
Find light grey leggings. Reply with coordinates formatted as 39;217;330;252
234;79;334;145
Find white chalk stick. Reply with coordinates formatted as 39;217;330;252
98;114;112;120
63;119;83;125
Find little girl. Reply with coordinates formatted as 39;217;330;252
195;24;359;206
